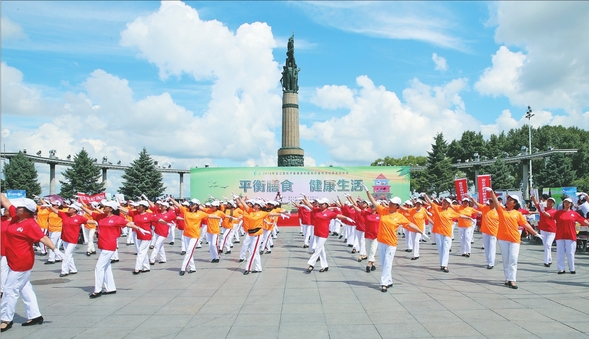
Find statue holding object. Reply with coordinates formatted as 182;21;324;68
281;34;300;93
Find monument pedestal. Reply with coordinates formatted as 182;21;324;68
278;92;304;167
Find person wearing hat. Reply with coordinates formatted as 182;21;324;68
45;200;65;265
83;202;100;256
300;196;351;274
170;197;209;275
362;202;380;272
80;200;148;298
364;188;428;292
220;201;241;254
531;195;558;267
485;189;541;289
423;195;462;273
205;201;225;263
554;197;589;274
39;198;95;277
345;195;369;261
454;198;477;257
148;200;176;265
0;194;63;331
470;196;499;269
405;199;430;260
35;201;50;256
125;201;167;274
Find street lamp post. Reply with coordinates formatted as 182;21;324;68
525;106;534;197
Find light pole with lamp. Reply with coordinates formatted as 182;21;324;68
525;106;534;199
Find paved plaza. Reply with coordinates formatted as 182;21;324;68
3;227;589;339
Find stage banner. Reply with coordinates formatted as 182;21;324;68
190;166;410;203
76;192;107;204
477;175;492;204
454;178;468;201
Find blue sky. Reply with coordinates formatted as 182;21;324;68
2;1;588;196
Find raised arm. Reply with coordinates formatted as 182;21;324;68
1;193;12;210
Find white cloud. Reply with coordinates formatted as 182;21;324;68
311;85;355;110
302;75;480;164
432;53;447;72
478;3;589;116
294;2;467;51
1;17;26;40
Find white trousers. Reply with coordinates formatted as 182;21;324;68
458;227;473;254
168;223;176;243
60;241;78;274
126;229;135;244
48;231;62;262
84;227;96;253
307;236;328;269
239;233;253;260
0;269;41;322
355;230;366;256
404;228;413;250
482;233;497;266
197;225;208;246
541;231;556;264
231;222;242;243
207;233;219;260
378;242;397;286
135;240;151;271
181;237;199;272
346;226;356;246
435;233;451;267
149;234;167;263
366;238;379;262
409;232;421;257
302;224;312;246
94;250;116;293
245;235;262;272
38;229;48;254
180;231;186;252
0;256;8;293
498;240;520;282
261;229;273;252
556;239;576;272
219;228;234;252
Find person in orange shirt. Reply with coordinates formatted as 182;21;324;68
486;189;540;289
220;201;241;255
82;204;98;256
423;195;462;273
35;202;50;256
406;198;430;260
364;187;427;292
205;201;225;263
470;197;499;269
45;200;64;265
170;198;209;276
454;198;477;257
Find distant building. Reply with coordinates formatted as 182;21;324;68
373;174;390;193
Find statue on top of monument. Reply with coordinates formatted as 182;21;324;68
280;33;300;93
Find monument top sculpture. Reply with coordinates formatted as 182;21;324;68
280;33;300;94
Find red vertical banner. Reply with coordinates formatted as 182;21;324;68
477;175;492;204
454;178;468;201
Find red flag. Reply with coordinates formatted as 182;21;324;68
454;178;468;201
477;175;492;204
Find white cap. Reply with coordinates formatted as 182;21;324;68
317;198;330;205
443;198;453;204
69;203;82;211
190;198;200;205
547;197;556;203
252;199;264;206
51;200;62;206
137;200;149;208
90;201;100;208
181;201;190;206
508;195;521;204
404;200;413;206
389;197;402;205
462;197;470;202
211;201;220;207
160;202;170;207
102;201;120;210
12;198;37;213
563;197;573;203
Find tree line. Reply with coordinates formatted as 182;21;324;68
372;125;589;195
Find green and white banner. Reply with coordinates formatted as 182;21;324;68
190;166;410;203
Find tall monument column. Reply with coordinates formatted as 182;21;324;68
278;34;304;167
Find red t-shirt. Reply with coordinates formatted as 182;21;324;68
298;206;312;225
0;206;16;256
5;216;45;271
341;205;356;226
537;208;557;233
58;211;88;244
131;211;157;241
154;210;176;237
555;210;587;241
364;212;380;240
312;208;338;238
95;214;127;251
175;208;185;231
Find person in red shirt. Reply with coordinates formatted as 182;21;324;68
346;195;369;261
300;195;351;273
149;201;176;265
554;197;589;274
81;201;147;298
0;194;62;332
531;195;558;267
125;201;166;275
363;204;380;272
296;200;313;248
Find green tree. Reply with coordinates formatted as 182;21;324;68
2;151;42;198
482;159;516;190
572;176;589;193
534;152;576;189
118;148;166;200
422;133;455;196
59;149;105;199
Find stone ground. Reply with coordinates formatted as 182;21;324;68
3;227;589;339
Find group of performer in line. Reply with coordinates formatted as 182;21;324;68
1;186;588;333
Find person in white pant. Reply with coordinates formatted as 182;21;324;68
423;195;462;273
170;198;209;275
554;198;589;274
82;211;97;256
45;200;64;265
487;190;541;289
470;197;499;269
363;208;380;272
149;201;177;265
454;198;477;257
125;201;167;275
531;195;558;267
346;195;368;261
403;199;430;260
82;200;147;298
296;202;313;248
1;195;63;332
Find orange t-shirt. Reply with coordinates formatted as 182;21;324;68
48;210;64;232
457;206;476;228
180;206;208;239
478;205;499;236
222;208;239;229
84;212;96;230
431;204;461;237
496;205;527;243
409;208;428;232
36;207;50;230
206;210;224;234
242;209;268;236
376;205;411;247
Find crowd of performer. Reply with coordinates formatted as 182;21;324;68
1;187;589;332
